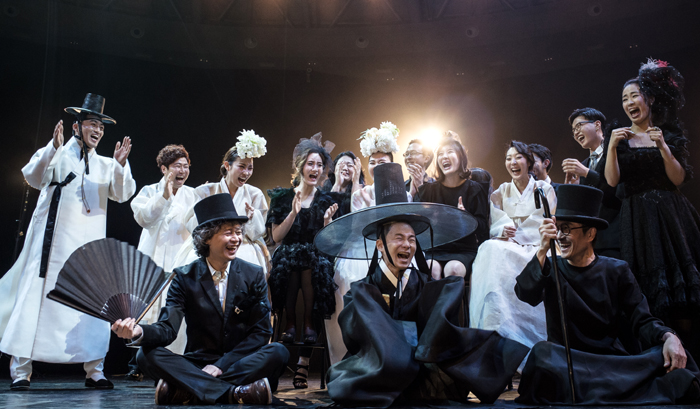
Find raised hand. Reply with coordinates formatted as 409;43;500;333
561;158;588;179
352;157;362;185
647;126;667;149
324;203;338;226
162;170;175;200
114;136;132;167
245;202;255;220
457;196;465;211
291;190;302;216
53;120;65;149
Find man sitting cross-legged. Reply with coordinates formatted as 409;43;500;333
515;184;700;405
112;193;289;405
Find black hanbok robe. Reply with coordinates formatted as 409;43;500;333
327;267;529;407
514;255;700;404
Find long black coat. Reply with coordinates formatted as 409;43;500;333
139;257;271;372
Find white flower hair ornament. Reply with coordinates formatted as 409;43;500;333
235;130;267;159
358;121;400;157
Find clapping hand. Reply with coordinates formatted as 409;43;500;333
324;203;338;226
163;170;175;200
457;196;465;211
53;120;64;149
561;159;588;179
291;191;302;216
114;136;132;167
245;202;255;220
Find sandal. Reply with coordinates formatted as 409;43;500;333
293;364;309;389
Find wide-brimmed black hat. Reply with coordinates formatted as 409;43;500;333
194;193;248;228
554;184;608;230
314;162;478;259
64;93;116;125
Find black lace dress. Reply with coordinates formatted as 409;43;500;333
612;130;700;318
266;187;345;320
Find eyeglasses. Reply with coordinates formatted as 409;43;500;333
572;120;595;135
403;150;423;158
557;223;586;236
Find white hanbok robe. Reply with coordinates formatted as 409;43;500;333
325;184;413;365
469;177;556;354
173;179;270;273
0;137;136;363
131;179;199;354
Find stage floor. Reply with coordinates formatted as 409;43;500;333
0;371;695;409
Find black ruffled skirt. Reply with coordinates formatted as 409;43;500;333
620;189;700;319
268;242;337;320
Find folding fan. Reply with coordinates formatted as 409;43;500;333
47;238;175;323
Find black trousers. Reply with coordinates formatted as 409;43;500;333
137;343;289;404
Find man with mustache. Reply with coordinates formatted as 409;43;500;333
515;184;699;405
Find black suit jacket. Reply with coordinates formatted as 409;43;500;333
580;155;621;252
139;257;271;372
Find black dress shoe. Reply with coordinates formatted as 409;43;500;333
126;369;143;381
155;379;196;405
229;378;272;404
85;378;114;389
10;379;30;391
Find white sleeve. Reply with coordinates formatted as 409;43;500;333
21;139;62;189
131;185;172;229
108;159;137;203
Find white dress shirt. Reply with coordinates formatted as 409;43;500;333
206;259;230;311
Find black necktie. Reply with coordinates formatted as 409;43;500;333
40;172;77;278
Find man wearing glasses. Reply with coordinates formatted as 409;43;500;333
561;108;621;259
515;184;698;405
127;144;200;380
0;93;136;390
403;139;435;197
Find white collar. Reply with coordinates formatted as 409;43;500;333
379;259;411;292
591;144;604;157
206;258;231;276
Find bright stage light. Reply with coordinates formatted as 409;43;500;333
419;127;443;151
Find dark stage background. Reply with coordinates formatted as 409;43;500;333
1;0;700;377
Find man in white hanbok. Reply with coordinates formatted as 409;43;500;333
0;94;136;390
128;144;198;377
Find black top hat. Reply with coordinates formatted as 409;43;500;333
374;163;408;205
554;185;609;230
194;194;249;228
64;93;116;125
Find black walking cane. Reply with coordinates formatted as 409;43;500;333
534;187;576;404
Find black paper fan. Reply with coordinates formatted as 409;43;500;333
47;238;174;323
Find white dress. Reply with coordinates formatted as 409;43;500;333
131;179;199;353
173;179;270;274
325;184;413;365
0;138;136;363
469;177;556;354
